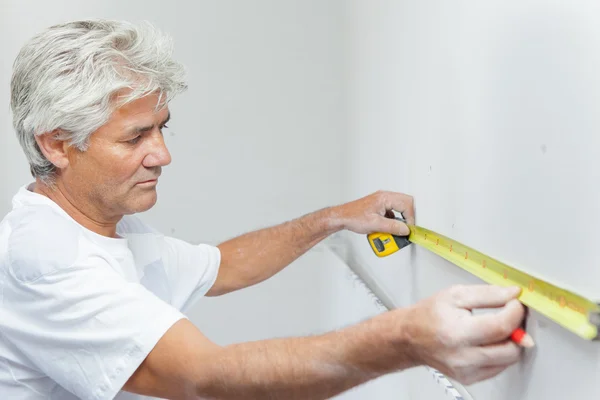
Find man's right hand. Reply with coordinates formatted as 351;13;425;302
401;284;526;384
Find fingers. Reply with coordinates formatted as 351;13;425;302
449;342;521;385
476;341;522;367
381;192;415;226
462;364;509;385
467;299;526;345
464;342;522;383
450;285;521;310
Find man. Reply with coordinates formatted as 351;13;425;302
0;20;525;399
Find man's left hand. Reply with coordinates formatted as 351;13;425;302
334;191;415;236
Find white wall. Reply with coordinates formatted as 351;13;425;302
344;1;600;399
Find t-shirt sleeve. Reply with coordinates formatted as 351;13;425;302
117;215;221;311
160;236;221;312
1;254;186;400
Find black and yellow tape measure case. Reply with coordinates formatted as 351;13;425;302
368;231;411;257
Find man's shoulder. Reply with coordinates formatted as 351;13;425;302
1;204;81;282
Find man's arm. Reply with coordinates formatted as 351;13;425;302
124;285;525;399
124;310;410;400
209;191;415;296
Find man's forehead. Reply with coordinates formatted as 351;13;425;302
114;93;169;121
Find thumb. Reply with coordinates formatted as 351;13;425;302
378;216;410;236
452;285;522;310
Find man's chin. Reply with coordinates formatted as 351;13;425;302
125;191;158;214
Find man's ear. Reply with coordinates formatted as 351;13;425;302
34;130;70;169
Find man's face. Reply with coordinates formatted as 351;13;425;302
62;91;172;220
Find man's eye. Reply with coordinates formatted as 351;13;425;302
127;135;142;145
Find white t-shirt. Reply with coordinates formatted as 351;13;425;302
0;185;221;400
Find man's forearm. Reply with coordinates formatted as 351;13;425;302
212;207;342;295
194;309;417;399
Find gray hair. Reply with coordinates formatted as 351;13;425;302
10;19;187;184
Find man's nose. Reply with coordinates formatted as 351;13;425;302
142;133;172;168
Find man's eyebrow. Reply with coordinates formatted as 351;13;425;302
133;112;171;133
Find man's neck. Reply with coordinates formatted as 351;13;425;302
32;180;120;238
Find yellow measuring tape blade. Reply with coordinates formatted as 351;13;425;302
408;225;600;340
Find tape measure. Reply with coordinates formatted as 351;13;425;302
367;220;600;340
